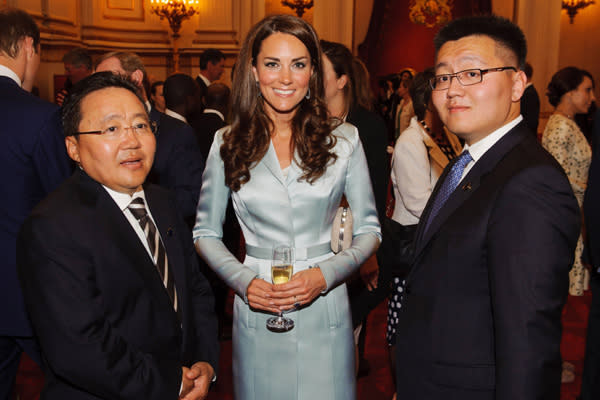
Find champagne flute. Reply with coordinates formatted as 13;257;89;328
266;243;295;332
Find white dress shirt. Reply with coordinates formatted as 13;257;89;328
197;73;211;87
203;108;224;121
0;64;22;86
102;186;162;262
165;108;187;123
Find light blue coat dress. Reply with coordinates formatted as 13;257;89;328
193;122;381;400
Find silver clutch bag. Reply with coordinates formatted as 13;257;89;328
331;206;353;253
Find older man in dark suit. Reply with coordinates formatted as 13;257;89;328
95;52;204;225
17;72;218;400
0;8;71;398
395;15;580;400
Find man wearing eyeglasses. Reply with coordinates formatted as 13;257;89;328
395;16;580;400
17;72;218;400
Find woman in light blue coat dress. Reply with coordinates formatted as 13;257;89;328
193;15;381;400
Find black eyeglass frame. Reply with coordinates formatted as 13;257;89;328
429;66;518;91
70;121;157;137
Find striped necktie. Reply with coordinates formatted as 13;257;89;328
128;197;178;314
424;150;473;234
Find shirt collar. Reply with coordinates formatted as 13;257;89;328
463;115;523;162
198;73;211;87
165;108;187;123
0;64;22;87
103;185;147;212
203;108;224;121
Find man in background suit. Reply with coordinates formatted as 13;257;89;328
163;72;199;124
520;62;540;136
17;72;218;400
580;108;600;400
0;8;71;398
395;15;580;399
95;52;204;224
55;47;92;106
189;82;229;161
196;49;225;106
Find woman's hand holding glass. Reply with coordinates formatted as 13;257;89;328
271;267;327;310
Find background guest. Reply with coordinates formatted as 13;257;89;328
195;48;225;111
0;8;71;398
163;72;199;124
55;47;92;106
521;62;541;136
542;66;595;298
150;80;165;113
320;39;388;375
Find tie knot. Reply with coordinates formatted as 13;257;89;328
455;150;473;168
128;197;148;221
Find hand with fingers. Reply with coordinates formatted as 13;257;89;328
245;277;280;314
271;267;327;311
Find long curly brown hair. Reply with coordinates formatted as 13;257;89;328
222;14;338;192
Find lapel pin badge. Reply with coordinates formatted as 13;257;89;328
166;227;174;237
462;182;472;191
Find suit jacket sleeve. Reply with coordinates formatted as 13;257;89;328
185;220;220;370
33;109;71;193
487;165;579;399
17;215;182;399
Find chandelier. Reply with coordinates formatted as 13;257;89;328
562;0;595;24
409;0;453;28
281;0;314;18
150;0;200;72
150;0;199;38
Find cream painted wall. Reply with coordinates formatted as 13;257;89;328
10;0;367;102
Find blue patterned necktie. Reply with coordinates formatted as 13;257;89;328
424;150;473;234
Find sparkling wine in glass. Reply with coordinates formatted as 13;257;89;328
266;243;295;332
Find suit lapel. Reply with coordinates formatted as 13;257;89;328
261;140;287;186
413;123;530;261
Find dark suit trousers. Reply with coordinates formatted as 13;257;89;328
0;336;40;399
581;272;600;400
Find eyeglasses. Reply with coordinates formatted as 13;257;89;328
73;121;157;139
429;67;517;91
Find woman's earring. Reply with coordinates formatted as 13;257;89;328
256;81;262;98
305;87;310;100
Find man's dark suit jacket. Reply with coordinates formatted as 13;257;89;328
148;107;204;224
395;122;580;399
188;110;226;162
521;84;540;136
581;109;600;400
0;76;70;339
17;169;218;399
195;75;209;101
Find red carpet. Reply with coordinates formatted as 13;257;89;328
15;292;592;399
